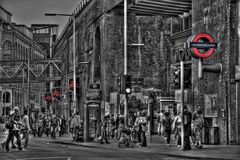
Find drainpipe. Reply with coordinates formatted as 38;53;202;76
236;0;240;144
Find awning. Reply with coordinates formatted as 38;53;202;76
128;0;192;17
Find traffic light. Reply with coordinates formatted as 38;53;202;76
125;75;132;94
173;66;180;89
184;64;192;88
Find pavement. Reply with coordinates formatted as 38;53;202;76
32;133;240;160
1;123;240;160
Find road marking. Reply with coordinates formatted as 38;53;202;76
16;157;71;160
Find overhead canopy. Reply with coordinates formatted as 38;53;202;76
128;0;192;16
105;0;192;17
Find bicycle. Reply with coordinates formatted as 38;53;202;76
72;125;83;142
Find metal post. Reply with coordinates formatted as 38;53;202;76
236;0;240;144
22;69;25;111
124;0;128;125
148;100;152;142
27;43;31;116
198;58;203;79
49;25;53;113
73;13;77;114
180;61;185;150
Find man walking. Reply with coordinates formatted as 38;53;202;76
5;107;23;152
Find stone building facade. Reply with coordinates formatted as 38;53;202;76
0;5;47;115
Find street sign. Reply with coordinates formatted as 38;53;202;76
89;83;101;90
187;33;217;59
86;91;100;100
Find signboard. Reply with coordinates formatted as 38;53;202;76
86;91;100;100
187;33;217;58
204;94;217;117
175;89;193;104
68;77;80;94
89;83;101;90
44;93;52;102
51;87;61;100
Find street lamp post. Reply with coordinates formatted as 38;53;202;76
45;12;77;114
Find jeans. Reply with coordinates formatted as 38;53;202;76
22;130;29;148
5;131;22;151
165;128;171;144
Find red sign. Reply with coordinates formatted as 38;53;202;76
187;33;217;58
67;79;80;91
44;94;52;102
51;88;61;100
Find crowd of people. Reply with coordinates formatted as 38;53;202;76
96;105;204;150
0;105;204;152
158;105;204;150
0;107;67;152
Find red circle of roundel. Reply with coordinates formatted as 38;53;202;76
191;33;215;58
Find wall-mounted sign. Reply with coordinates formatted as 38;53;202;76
204;94;217;117
187;33;217;59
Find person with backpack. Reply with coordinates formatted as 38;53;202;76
163;112;173;146
5;107;24;152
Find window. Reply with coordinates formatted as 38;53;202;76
3;92;11;103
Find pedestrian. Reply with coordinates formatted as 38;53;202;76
32;120;37;137
157;110;164;136
100;116;110;144
69;113;74;134
5;107;24;152
37;115;43;137
59;115;66;136
1;115;16;149
183;105;192;150
163;112;173;146
172;111;182;148
44;115;51;137
134;111;148;147
50;115;58;139
192;105;204;149
21;110;30;148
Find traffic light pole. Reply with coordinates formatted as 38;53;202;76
123;0;128;125
180;61;185;150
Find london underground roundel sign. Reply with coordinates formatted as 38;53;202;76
187;33;217;58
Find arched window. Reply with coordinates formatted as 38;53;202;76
3;91;11;103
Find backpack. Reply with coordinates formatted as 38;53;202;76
163;117;172;130
5;121;13;130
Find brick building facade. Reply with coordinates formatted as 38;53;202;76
52;0;240;144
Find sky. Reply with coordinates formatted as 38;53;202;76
1;0;80;34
